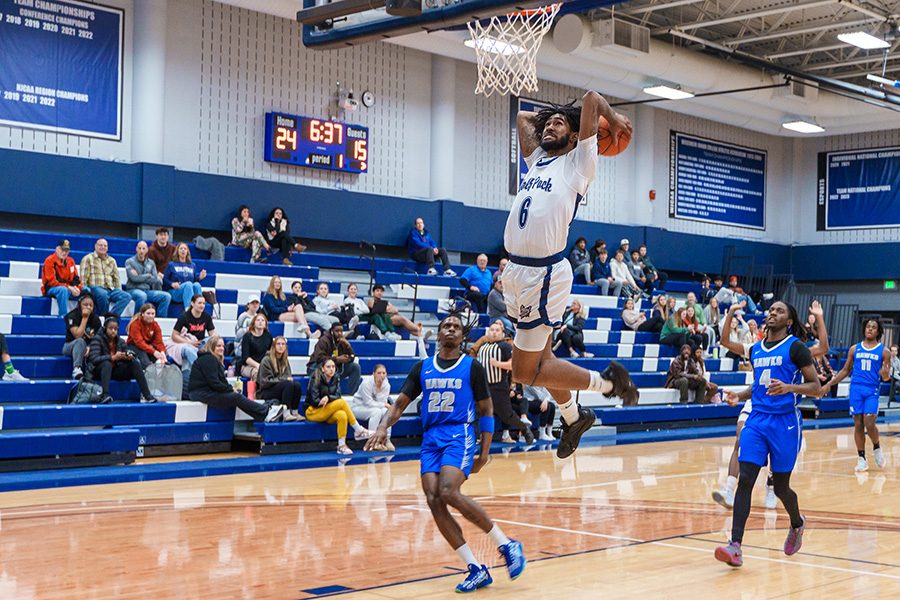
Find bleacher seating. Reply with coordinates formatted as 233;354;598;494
0;227;865;472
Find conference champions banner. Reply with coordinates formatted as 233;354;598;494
669;132;767;230
816;146;900;230
0;0;123;140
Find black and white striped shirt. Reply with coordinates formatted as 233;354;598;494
477;341;512;386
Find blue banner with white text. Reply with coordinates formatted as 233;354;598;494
817;146;900;230
0;0;123;139
669;132;766;230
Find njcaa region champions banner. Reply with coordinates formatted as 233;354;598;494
0;0;123;139
817;146;900;230
669;132;767;230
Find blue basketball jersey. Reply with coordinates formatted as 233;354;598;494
420;354;476;431
751;335;802;414
851;342;884;392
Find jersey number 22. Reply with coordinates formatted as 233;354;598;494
428;391;455;413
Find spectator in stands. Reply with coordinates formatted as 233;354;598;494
492;257;508;283
264;207;307;265
666;296;678;319
699;276;715;305
407;217;456;277
305;357;371;455
637;244;668;292
349;364;394;451
461;254;492;313
682;305;711;353
554;299;593;358
523;385;556;440
42;239;82;314
367;284;431;342
665;344;707;404
692;346;719;403
0;332;26;381
487;278;513;334
568;237;591;283
744;318;760;346
309;323;361;395
287;280;332;335
684;292;705;325
163;243;206;313
125;241;171;318
715;276;760;314
804;313;818;342
610;250;640;299
188;335;284;423
589;248;619;296
342;283;370;340
815;354;838;399
314;282;360;336
88;315;155;404
257;336;304;421
889;345;900;406
80;239;131;318
652;294;669;321
168;294;216;393
621;297;665;333
365;284;400;340
660;308;702;351
588;239;606;266
234;295;261;358
235;313;272;381
703;297;722;346
147;227;177;279
477;321;534;444
64;294;101;379
619;238;630;257
262;275;315;339
126;303;168;369
231;205;271;263
628;250;654;298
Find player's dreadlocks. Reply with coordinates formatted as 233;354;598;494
440;299;479;352
780;301;808;343
531;101;581;145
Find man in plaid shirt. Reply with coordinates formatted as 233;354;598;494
80;239;131;317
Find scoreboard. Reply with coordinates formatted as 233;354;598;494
264;112;368;174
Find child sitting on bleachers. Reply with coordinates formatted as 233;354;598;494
88;315;155;404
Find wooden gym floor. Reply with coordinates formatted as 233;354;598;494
0;423;898;600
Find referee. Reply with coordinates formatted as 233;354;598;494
476;321;535;444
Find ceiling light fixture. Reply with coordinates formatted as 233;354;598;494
838;31;890;50
642;84;695;100
782;119;825;134
464;37;524;56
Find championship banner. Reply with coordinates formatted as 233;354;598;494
816;146;900;230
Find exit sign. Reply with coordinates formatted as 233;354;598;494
886;281;897;291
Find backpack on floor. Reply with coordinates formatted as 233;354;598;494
68;379;104;404
145;363;183;402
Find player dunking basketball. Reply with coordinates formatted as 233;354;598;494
820;318;890;472
504;91;638;458
715;301;822;567
365;310;526;593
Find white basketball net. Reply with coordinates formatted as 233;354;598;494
467;3;561;98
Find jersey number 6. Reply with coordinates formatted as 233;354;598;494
428;391;455;413
518;197;532;229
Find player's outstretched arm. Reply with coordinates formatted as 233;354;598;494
719;305;748;358
809;301;830;358
723;385;751;406
516;110;539;158
579;90;632;142
364;392;413;451
471;396;494;474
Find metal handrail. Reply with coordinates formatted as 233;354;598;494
401;267;419;322
359;240;376;295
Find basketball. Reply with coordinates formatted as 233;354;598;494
597;115;631;156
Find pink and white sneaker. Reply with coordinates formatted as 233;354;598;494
714;542;742;567
784;515;806;556
874;447;886;468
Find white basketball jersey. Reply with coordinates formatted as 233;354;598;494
504;136;598;259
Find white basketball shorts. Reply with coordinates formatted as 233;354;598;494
502;258;572;352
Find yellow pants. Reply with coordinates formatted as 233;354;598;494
305;398;357;439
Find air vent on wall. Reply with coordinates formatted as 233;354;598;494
775;76;818;103
594;19;650;56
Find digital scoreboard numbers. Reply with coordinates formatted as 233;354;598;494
264;112;368;174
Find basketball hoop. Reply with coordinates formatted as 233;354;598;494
466;3;561;98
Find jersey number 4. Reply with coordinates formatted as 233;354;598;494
428;391;455;413
518;197;532;229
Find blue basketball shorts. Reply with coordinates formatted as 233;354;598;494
849;387;879;416
420;423;477;478
739;409;802;473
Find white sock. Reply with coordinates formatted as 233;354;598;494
352;422;365;434
487;524;511;547
455;543;478;568
587;370;613;394
338;436;346;446
559;398;579;425
725;475;737;493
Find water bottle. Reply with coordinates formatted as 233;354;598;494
226;365;235;377
712;347;719;359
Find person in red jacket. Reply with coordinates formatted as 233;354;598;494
126;303;169;368
42;239;82;314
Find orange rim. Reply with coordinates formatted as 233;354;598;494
508;3;561;18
